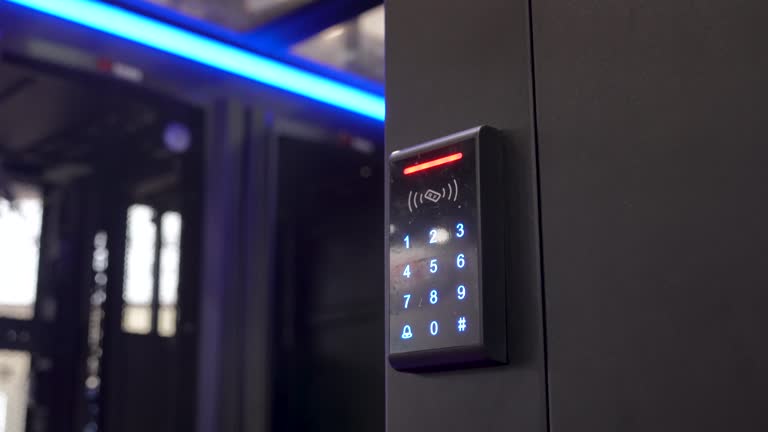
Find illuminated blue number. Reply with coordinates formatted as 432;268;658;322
429;321;439;336
403;294;411;309
429;229;438;244
404;235;410;249
457;285;466;300
456;253;465;269
429;289;438;304
429;259;438;273
403;265;411;278
456;223;465;238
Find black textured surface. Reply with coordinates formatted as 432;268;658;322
533;0;768;430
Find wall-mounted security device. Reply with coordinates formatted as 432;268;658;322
387;126;507;371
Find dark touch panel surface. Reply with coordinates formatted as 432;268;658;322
390;140;482;355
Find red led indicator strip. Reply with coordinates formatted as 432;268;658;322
403;152;463;175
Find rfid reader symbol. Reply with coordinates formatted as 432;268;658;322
407;179;460;213
424;189;441;202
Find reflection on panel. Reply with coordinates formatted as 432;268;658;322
0;185;42;320
292;5;384;82
0;350;31;432
123;205;156;335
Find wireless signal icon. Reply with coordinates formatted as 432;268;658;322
407;179;460;213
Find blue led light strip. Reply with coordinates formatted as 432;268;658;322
5;0;385;121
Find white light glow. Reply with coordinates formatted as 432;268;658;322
0;193;42;318
123;205;156;305
159;212;181;306
432;227;451;244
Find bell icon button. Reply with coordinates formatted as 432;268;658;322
401;324;413;340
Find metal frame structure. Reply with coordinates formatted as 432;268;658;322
0;2;387;431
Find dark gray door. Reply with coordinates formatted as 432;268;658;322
533;0;768;430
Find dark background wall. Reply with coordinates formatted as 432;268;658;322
271;135;383;432
385;1;548;432
388;0;768;431
533;0;768;431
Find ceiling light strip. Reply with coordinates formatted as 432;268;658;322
4;0;386;121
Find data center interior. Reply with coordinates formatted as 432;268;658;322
2;1;768;432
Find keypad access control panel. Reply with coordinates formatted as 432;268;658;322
388;126;507;371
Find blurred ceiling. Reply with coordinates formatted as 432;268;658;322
114;0;385;82
293;5;384;82
142;0;314;31
0;62;196;181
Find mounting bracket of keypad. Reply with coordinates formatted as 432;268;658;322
387;126;507;371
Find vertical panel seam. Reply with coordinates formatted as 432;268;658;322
525;0;552;431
